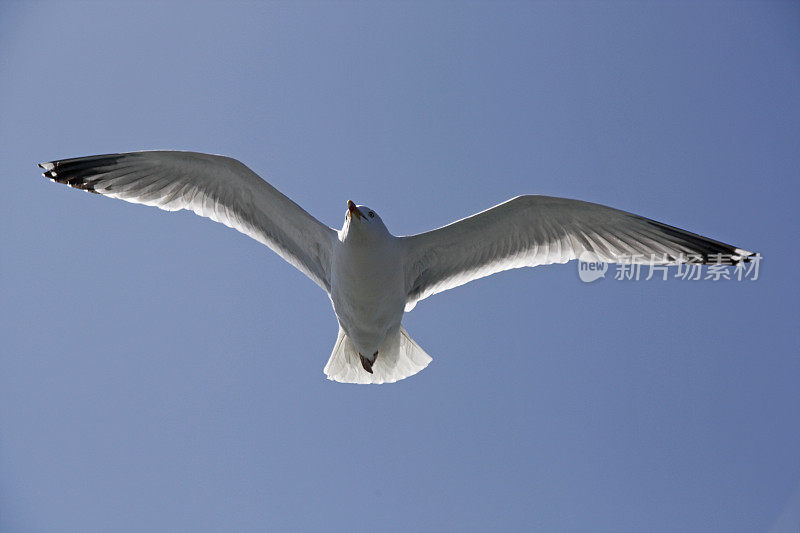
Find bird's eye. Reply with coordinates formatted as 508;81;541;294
369;211;375;218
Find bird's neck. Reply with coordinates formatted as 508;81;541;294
339;225;377;246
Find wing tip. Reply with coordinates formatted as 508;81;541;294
643;219;755;264
37;156;121;194
732;248;757;264
38;160;61;183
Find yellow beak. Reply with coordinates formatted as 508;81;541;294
347;200;364;220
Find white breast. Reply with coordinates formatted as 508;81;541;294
330;234;406;356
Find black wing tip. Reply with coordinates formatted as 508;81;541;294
690;248;755;265
729;248;757;264
38;154;125;193
698;249;755;265
644;219;754;264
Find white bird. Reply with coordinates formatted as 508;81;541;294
40;151;754;384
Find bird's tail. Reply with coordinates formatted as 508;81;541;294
323;326;432;384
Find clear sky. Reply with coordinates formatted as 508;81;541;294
1;2;798;532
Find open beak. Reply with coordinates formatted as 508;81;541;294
347;200;364;221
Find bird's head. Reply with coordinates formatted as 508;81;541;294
341;200;389;242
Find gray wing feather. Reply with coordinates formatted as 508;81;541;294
40;151;336;292
402;195;753;311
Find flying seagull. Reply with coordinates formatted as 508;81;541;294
40;151;754;384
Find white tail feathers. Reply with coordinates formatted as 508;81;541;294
323;326;432;384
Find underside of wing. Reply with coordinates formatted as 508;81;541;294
402;195;754;311
40;151;336;291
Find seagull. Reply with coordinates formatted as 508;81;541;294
40;151;754;384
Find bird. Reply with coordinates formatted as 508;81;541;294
40;151;754;384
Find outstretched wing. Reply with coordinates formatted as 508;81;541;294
40;151;336;292
402;195;753;311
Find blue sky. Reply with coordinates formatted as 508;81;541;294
1;2;798;531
